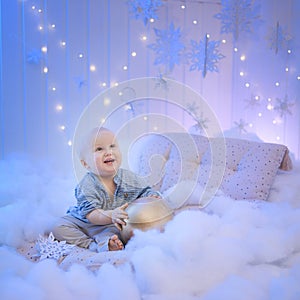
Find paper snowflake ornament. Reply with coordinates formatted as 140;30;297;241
26;49;43;65
127;0;164;25
192;113;210;134
244;94;261;109
36;232;75;260
234;118;248;133
274;95;294;118
187;35;225;78
214;0;261;41
154;72;170;91
148;22;186;72
266;21;292;54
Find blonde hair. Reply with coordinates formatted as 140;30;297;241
77;127;114;160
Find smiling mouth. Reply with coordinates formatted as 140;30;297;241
104;158;115;164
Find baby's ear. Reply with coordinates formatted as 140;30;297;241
81;159;89;169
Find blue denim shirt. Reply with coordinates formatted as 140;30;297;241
67;168;161;222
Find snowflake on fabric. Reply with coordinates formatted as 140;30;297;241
244;94;261;109
36;232;75;261
266;21;292;54
187;35;225;78
186;102;200;116
234;118;248;133
26;48;43;64
148;22;186;72
127;0;164;25
214;0;261;41
274;95;294;118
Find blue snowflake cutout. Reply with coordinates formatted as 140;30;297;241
27;48;43;65
244;94;261;109
274;95;294;118
214;0;261;41
234;118;248;134
127;0;164;25
187;34;225;78
148;22;186;72
267;21;292;54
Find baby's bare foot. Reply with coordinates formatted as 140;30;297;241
108;234;124;251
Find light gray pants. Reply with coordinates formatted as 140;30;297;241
52;215;123;252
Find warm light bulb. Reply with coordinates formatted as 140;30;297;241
52;87;56;91
234;47;238;52
41;46;47;53
60;125;66;131
90;65;96;72
67;140;72;146
222;39;226;44
78;53;84;58
239;71;244;76
143;116;148;121
285;67;289;72
275;82;280;86
103;98;110;106
149;18;155;23
258;112;262;117
240;55;246;61
43;67;48;73
245;82;250;88
193;20;197;25
56;104;63;111
123;65;128;71
38;25;43;31
267;104;273;110
131;51;137;57
141;35;147;41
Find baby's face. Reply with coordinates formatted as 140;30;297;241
82;130;122;178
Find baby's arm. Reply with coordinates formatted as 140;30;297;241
86;203;129;230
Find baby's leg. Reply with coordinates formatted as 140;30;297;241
88;224;124;252
52;216;94;249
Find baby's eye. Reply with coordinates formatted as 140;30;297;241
95;147;103;152
110;144;116;148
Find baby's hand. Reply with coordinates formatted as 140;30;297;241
111;203;129;230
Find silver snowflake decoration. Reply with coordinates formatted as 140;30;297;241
27;48;43;65
244;94;261;109
36;232;75;260
274;95;294;118
148;22;186;72
127;0;164;25
266;21;292;54
215;0;261;41
234;118;248;133
187;35;225;78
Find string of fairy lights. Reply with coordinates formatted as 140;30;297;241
24;1;299;156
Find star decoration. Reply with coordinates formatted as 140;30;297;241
127;0;164;25
266;21;292;54
234;118;248;134
36;232;75;260
244;94;261;109
26;48;43;65
187;35;225;78
214;0;261;41
274;95;294;118
148;22;186;72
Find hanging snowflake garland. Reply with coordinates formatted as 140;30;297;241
266;21;292;54
148;22;186;72
187;34;225;78
274;95;294;118
214;0;261;41
127;0;164;25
